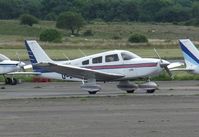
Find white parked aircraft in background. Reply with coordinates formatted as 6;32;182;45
0;54;30;85
171;39;199;73
25;40;181;94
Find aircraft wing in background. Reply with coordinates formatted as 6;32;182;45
168;62;185;69
7;72;41;75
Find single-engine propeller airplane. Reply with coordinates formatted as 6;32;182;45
25;40;182;94
0;54;31;85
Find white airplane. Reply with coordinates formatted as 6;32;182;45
0;54;30;85
25;40;181;94
171;39;199;73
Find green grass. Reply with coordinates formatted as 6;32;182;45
0;20;199;48
0;20;42;37
152;71;199;81
0;48;183;60
86;21;199;40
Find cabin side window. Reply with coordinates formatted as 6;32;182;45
121;52;135;60
92;56;102;64
82;60;89;65
105;54;119;62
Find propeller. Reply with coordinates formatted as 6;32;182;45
16;52;26;72
154;48;173;79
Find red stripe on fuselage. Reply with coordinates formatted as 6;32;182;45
84;63;158;70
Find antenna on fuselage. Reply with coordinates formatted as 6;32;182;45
62;53;70;61
78;49;86;57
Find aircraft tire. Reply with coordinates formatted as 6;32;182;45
88;91;97;95
5;78;12;85
11;78;17;85
126;90;134;93
146;89;155;93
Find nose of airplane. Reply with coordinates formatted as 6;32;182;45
158;59;173;78
17;61;26;71
159;59;170;68
19;61;25;67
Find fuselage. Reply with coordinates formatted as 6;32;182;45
38;50;167;81
0;60;21;74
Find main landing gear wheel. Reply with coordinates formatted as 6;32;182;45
5;77;11;85
11;78;17;85
126;90;134;93
5;78;17;85
88;91;98;95
146;89;155;93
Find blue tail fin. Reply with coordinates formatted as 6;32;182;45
25;40;53;72
179;39;199;68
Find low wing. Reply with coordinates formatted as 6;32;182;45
34;62;124;81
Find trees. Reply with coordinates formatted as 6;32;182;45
40;0;78;20
40;29;62;42
139;0;172;21
0;0;198;23
19;14;39;26
156;5;191;22
192;2;199;18
56;11;84;35
0;0;22;19
128;34;148;43
0;0;41;19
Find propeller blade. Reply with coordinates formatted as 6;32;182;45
154;48;174;79
154;48;162;62
164;66;174;79
159;61;173;79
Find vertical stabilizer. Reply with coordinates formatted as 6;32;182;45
25;40;53;72
179;39;199;68
25;40;53;64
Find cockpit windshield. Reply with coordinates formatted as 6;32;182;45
121;52;140;60
0;54;10;61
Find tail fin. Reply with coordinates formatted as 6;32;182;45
25;40;53;72
25;40;53;64
179;39;199;68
